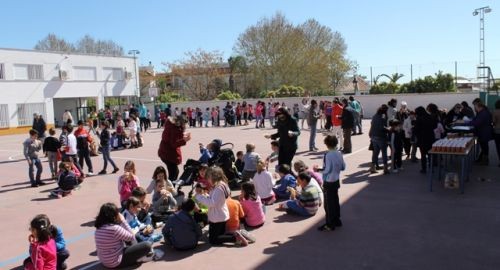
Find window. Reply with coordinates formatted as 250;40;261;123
14;64;44;80
17;103;46;126
0;64;4;80
0;104;8;128
73;66;97;81
103;68;123;81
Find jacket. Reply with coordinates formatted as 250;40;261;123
32;118;47;137
468;108;494;142
270;117;300;149
99;128;111;148
331;104;343;126
74;128;92;150
369;113;388;139
162;210;202;250
43;136;61;153
23;138;42;160
158;120;187;165
341;107;355;129
414;111;437;148
25;239;57;270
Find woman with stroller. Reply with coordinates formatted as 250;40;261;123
158;114;191;182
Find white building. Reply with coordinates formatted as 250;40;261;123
0;48;138;134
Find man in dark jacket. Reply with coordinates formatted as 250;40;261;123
468;102;494;165
32;113;47;140
414;106;437;173
341;99;354;154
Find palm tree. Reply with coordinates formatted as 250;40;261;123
379;73;404;83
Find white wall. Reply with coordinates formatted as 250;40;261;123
0;48;137;127
147;93;479;119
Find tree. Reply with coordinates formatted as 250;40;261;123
34;33;75;52
164;49;227;100
379;73;404;83
227;56;248;95
234;13;350;95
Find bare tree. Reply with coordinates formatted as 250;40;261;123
164;49;227;100
34;33;75;52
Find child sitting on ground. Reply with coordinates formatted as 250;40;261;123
265;140;279;171
131;187;153;227
163;199;203;250
123;197;162;243
118;161;140;209
293;160;323;202
196;164;212;191
226;196;256;245
23;214;57;270
278;172;321;217
152;179;177;224
273;164;297;199
252;160;276;205
146;166;177;197
242;144;261;181
235;151;245;175
239;182;265;228
50;162;81;198
192;183;209;228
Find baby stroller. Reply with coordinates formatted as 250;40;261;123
209;140;241;190
174;159;202;197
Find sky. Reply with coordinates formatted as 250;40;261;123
2;0;499;81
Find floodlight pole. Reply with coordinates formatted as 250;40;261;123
473;6;492;90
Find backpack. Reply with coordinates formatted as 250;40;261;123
162;211;200;250
58;171;78;191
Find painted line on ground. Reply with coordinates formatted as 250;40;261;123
0;230;94;268
79;261;101;270
343;146;369;158
112;156;162;162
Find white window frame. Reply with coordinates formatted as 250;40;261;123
13;64;44;80
0;104;8;128
73;66;97;81
103;67;123;81
17;103;46;126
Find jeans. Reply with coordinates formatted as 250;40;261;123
323;181;341;227
28;158;43;185
255;115;263;128
162;159;179;181
101;146;117;171
208;221;235;245
309;121;317;150
343;127;352;152
286;200;312;216
371;137;388;166
47;151;58;175
78;149;93;173
57;249;70;270
419;145;431;171
118;241;152;268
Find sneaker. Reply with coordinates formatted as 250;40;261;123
98;170;107;175
153;249;165;261
317;224;334;231
234;231;248;246
36;181;46;186
31;183;39;188
112;168;119;174
87;172;96;176
239;229;256;244
154;222;164;228
137;252;154;263
151;234;163;242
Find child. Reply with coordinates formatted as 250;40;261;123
196;164;212;190
163;199;202;250
128;116;138;148
194;167;248;246
293;160;324;201
389;120;404;172
225;196;245;234
253;160;276;205
24;129;44;187
152;179;177;224
131;187;153;226
118;161;140;208
146;166;177;198
242;144;261;181
192;183;209;227
50;162;80;198
314;135;345;231
203;108;210;127
405;111;419;162
43;128;61;179
278;172;321;217
123;197;162;243
23;214;57;270
265;140;279;171
235;151;245;174
239;182;265;228
273;164;297;199
199;143;213;164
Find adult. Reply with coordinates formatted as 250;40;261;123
369;105;389;174
467;101;494;165
98;121;119;175
265;107;300;166
300;98;310;130
493;100;500;167
414;106;437;173
349;96;363;135
138;103;148;132
94;203;154;268
444;103;464;127
32;113;47;140
331;98;344;151
396;101;410;122
308;100;320;151
74;120;94;176
460;101;475;119
62;110;73;127
340;99;355;154
158;114;191;182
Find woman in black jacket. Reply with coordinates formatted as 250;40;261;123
265;107;300;166
414;106;437;173
98;121;119;175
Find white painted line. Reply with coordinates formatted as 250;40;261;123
343;146;369;158
112;156;162;162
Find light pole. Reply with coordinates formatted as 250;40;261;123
473;6;492;90
352;75;359;96
128;49;140;103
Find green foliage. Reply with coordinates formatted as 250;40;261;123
265;85;305;98
158;91;188;103
370;82;399;95
215;91;242;100
399;71;456;93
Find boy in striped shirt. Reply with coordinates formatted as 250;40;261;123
279;172;320;216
